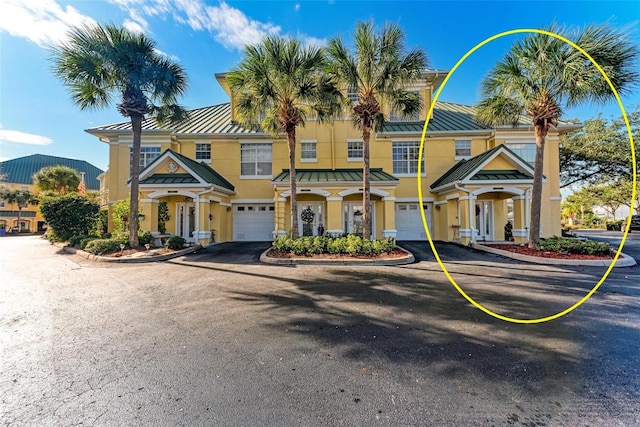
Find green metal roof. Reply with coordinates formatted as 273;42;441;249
139;173;199;184
273;168;398;183
137;149;235;191
382;102;492;133
0;154;103;190
471;170;533;181
87;103;262;135
0;211;37;218
430;145;533;190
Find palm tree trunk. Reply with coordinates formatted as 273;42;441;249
288;129;299;239
362;128;371;240
16;206;22;233
129;115;142;247
528;127;546;248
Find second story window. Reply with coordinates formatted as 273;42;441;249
130;146;161;174
195;143;211;161
455;140;471;158
300;140;317;162
241;143;272;177
392;141;424;175
347;140;363;161
506;142;536;165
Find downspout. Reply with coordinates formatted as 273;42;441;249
194;186;214;246
455;184;475;244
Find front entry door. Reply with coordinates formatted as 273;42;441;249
475;200;493;241
344;202;375;238
176;202;195;242
299;202;325;237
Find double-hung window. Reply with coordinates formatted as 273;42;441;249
241;143;272;177
300;140;317;162
455;140;471;159
130;146;161;174
392;141;424;175
195;143;211;161
347;140;363;161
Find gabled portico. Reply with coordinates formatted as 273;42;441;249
430;145;536;244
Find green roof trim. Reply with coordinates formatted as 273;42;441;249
430;145;534;190
136;149;235;191
139;173;199;184
0;154;103;189
471;170;533;181
273;168;398;183
0;211;37;218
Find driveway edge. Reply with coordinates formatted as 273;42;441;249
59;244;202;263
471;243;637;267
259;245;415;266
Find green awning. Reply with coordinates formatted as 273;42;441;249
272;168;398;183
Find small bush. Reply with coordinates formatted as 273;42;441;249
85;238;128;255
537;236;609;255
138;231;154;246
167;236;186;250
69;234;99;249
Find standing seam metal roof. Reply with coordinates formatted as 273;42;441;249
0;154;103;189
272;168;398;183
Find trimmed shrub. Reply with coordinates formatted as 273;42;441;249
167;236;186;250
537;236;609;255
271;234;396;256
138;231;154;246
40;194;100;242
85;238;128;255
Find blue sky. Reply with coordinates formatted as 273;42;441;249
0;0;638;171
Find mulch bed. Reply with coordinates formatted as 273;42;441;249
101;247;177;258
485;244;616;260
267;247;408;260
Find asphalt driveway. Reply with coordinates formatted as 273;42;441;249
1;236;639;426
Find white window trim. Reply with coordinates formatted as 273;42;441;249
392;141;425;176
347;139;363;162
240;142;272;178
454;139;472;160
195;143;212;163
300;139;317;163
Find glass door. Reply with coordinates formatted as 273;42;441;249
475;201;493;241
176;202;196;242
344;202;374;238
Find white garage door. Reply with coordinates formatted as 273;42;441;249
395;203;432;241
233;204;275;241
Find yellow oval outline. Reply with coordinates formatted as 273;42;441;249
418;28;637;324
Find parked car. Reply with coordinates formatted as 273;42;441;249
627;215;640;231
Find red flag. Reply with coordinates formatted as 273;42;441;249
78;172;86;196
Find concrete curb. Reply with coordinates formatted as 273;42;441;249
259;245;415;266
470;243;637;268
59;243;202;263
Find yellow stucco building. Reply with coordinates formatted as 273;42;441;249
87;70;579;246
0;154;103;234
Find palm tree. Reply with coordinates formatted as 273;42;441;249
327;21;427;239
476;24;638;248
33;165;80;195
50;23;188;246
0;188;38;232
227;35;342;239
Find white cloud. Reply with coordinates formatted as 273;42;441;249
110;0;283;50
0;129;53;146
0;0;96;47
123;18;146;34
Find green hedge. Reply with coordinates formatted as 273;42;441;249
272;234;395;256
167;236;186;250
84;237;129;255
537;236;610;255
